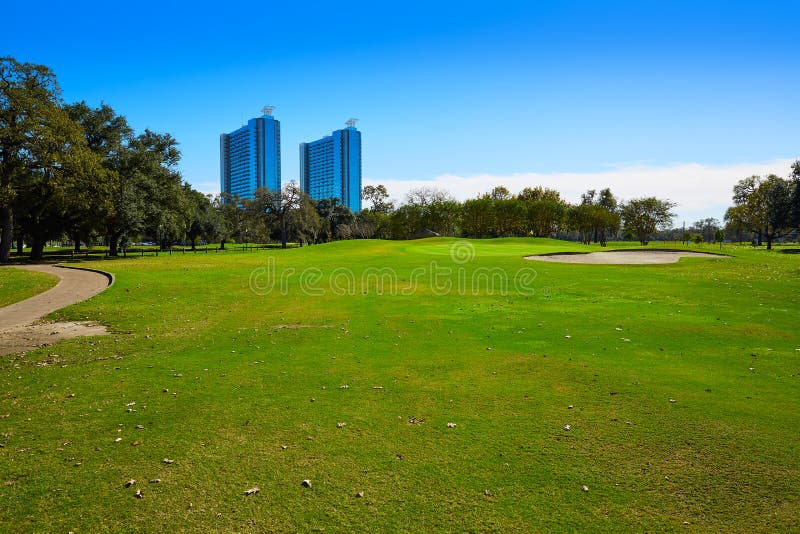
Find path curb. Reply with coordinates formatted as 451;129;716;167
55;263;115;288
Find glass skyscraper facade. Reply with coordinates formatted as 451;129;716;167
299;124;362;211
219;111;281;200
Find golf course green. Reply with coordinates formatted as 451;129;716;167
1;238;798;531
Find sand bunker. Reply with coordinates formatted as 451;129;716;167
0;264;112;356
524;250;725;265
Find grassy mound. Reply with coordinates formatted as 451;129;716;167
0;268;59;308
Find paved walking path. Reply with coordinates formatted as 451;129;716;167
0;264;112;355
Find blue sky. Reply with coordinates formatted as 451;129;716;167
6;0;799;223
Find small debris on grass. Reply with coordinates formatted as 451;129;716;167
447;422;457;428
563;424;571;431
125;402;136;407
0;414;9;419
244;487;260;496
748;367;755;371
337;422;347;428
408;417;425;425
622;338;631;342
301;479;312;488
162;389;169;393
372;386;383;390
66;393;75;398
280;445;288;450
134;489;143;499
149;479;161;484
355;491;364;498
124;479;136;488
669;398;677;403
582;485;589;492
615;327;622;331
131;440;141;446
163;458;174;464
339;384;350;389
309;397;315;402
136;425;144;429
114;438;122;443
567;405;574;409
484;489;492;496
564;335;571;339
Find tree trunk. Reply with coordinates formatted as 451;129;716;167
30;236;45;261
0;206;12;263
16;237;23;255
281;215;287;249
220;239;226;250
73;234;81;253
109;233;119;256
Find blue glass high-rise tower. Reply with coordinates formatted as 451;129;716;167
220;107;281;200
299;120;362;211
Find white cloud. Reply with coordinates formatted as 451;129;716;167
366;158;796;225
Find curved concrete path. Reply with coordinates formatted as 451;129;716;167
525;250;724;265
0;264;112;355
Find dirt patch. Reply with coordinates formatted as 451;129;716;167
0;264;112;356
0;322;107;356
524;250;725;265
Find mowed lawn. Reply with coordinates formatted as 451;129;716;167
0;267;59;308
1;238;798;532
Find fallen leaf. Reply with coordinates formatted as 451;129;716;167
244;487;260;496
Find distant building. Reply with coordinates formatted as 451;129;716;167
220;107;281;200
299;120;362;211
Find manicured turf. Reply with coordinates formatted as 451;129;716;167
1;238;798;531
0;267;59;307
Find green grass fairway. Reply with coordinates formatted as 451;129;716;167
0;267;59;307
1;238;798;531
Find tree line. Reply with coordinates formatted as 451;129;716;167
724;163;800;249
1;57;209;261
356;184;679;246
